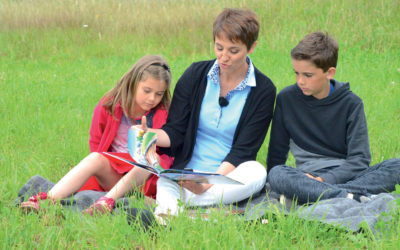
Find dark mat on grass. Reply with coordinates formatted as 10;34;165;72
16;175;155;229
16;175;400;233
236;183;400;234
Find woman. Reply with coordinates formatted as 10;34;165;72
143;8;276;217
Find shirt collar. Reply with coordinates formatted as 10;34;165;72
207;57;256;90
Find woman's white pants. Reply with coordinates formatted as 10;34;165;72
155;161;267;216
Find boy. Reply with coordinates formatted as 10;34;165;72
267;31;400;204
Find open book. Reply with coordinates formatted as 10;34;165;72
102;127;243;185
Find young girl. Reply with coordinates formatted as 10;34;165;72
21;55;173;214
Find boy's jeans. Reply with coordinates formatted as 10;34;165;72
268;158;400;204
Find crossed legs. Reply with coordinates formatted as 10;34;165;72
268;158;400;204
155;161;267;216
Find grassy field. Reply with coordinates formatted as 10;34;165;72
1;0;400;248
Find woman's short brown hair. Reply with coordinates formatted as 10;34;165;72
213;8;259;50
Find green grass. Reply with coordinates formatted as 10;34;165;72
1;0;400;248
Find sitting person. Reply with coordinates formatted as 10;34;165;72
267;31;400;204
141;8;276;217
20;55;174;214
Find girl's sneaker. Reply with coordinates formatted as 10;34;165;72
20;192;55;213
83;196;115;216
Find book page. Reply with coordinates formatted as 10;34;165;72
128;127;164;173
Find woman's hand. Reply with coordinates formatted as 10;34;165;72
178;180;213;194
217;161;235;175
178;161;235;194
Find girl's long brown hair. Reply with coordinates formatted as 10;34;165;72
102;55;171;120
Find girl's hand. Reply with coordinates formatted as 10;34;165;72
134;116;148;132
132;115;172;148
178;180;213;194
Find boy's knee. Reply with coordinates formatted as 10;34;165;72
268;165;286;175
267;165;286;184
377;158;400;170
388;158;400;166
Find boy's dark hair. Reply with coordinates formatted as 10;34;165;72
213;8;259;50
291;31;339;72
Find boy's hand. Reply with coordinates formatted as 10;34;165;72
305;173;325;182
178;180;213;194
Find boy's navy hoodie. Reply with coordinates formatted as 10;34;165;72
267;79;371;184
